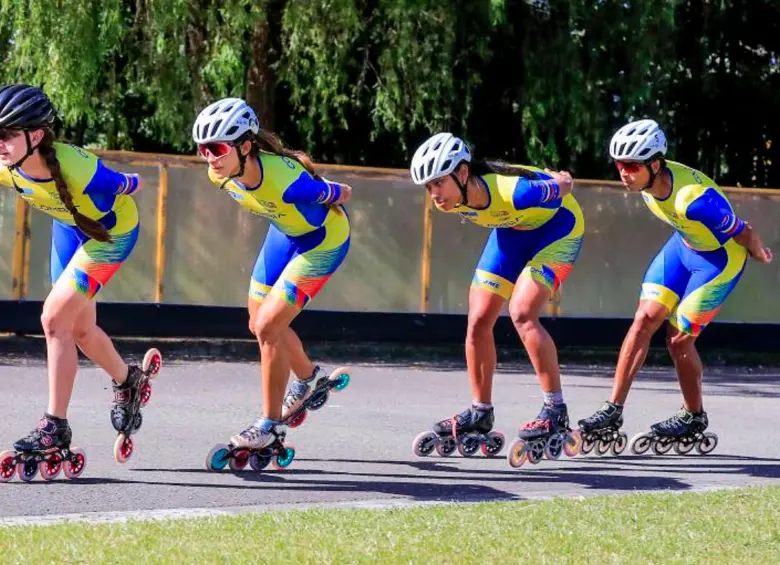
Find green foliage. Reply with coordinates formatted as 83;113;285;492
0;0;777;185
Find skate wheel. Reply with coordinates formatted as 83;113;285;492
329;366;351;391
206;444;231;472
527;441;545;464
544;434;564;460
0;450;17;482
596;438;612;456
412;431;437;457
286;410;307;429
272;444;296;469
651;437;673;455
507;439;528;469
434;437;457;457
695;432;718;455
39;453;63;480
612;432;628;456
139;381;152;407
114;434;134;464
229;450;250;472
63;448;86;479
674;438;696;455
580;435;595;455
142;348;162;378
564;430;583;457
629;432;653;455
481;431;505;457
457;437;480;457
249;453;271;472
17;457;38;482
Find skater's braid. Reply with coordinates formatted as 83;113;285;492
250;129;323;181
469;159;541;180
38;131;112;242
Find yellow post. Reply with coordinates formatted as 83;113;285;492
11;199;32;299
419;191;433;313
154;163;169;303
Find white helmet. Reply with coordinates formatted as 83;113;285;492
410;132;472;185
192;97;260;144
609;119;667;162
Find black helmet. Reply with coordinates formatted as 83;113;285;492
0;84;56;129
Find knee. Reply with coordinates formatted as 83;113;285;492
508;302;538;335
630;306;666;337
253;316;286;345
466;311;496;342
40;308;72;339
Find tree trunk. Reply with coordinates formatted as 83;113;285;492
246;0;286;130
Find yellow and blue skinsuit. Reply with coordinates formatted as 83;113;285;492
0;143;140;298
639;161;748;335
209;153;350;309
435;166;584;299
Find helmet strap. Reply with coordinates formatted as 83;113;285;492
218;140;252;190
450;172;469;207
10;131;37;170
641;161;659;191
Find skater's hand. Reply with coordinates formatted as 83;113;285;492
331;183;352;205
544;169;574;197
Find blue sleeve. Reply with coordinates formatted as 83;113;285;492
685;187;745;237
511;178;560;210
282;172;341;205
83;160;140;197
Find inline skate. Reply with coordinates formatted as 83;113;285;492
413;405;505;458
577;401;628;456
111;348;162;463
206;418;295;473
0;414;86;482
283;366;351;429
629;407;717;455
507;403;582;468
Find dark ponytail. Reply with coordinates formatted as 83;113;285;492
38;131;112;243
468;159;542;180
251;129;322;181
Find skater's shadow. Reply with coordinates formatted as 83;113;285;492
127;460;692;495
570;453;780;479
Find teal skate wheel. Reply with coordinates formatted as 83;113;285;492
272;445;296;469
206;444;230;472
329;366;351;391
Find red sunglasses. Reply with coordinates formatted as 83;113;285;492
615;161;644;174
197;141;234;159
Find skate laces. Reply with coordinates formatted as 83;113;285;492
284;379;311;407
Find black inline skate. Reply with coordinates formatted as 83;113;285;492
413;405;505;458
507;403;582;468
0;414;86;482
110;348;162;463
629;407;717;456
206;418;296;473
577;401;628;456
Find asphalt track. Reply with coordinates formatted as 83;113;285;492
1;356;779;524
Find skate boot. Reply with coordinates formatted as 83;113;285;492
206;417;295;473
282;365;351;428
413;405;505;458
507;403;582;468
577;401;627;456
0;414;86;482
629;407;717;455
